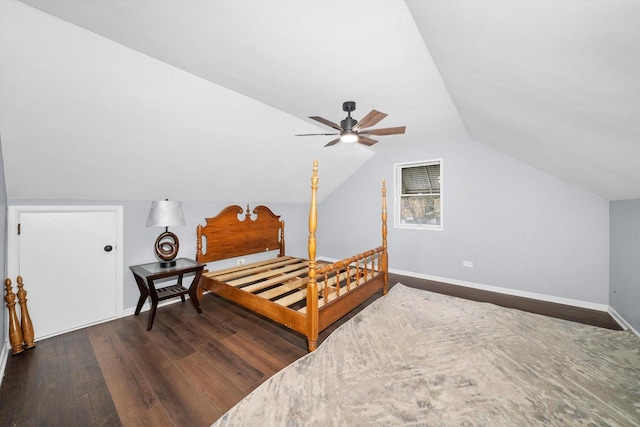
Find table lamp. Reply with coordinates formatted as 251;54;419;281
146;199;185;267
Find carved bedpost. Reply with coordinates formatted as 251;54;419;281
306;160;319;352
280;220;286;257
382;180;389;295
17;276;35;349
195;224;205;301
196;224;203;262
4;279;24;355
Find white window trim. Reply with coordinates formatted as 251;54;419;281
394;159;443;231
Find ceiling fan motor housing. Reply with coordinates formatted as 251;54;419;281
342;101;356;113
341;116;358;130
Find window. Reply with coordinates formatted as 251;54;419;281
395;160;442;230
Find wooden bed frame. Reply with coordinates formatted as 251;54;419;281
196;160;388;351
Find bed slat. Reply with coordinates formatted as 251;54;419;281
257;276;309;300
239;267;309;293
206;257;300;281
226;261;308;287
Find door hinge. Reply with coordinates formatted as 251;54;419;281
17;223;21;235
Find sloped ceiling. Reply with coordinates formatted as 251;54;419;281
407;0;640;201
1;0;638;203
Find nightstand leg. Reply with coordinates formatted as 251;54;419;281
188;269;204;313
146;278;159;330
133;275;148;315
177;274;186;302
147;299;158;330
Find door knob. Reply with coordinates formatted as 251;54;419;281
104;245;113;252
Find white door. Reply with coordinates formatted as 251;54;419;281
12;207;122;340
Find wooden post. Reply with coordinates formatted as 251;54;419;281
381;180;389;295
4;279;24;355
279;221;286;257
16;276;36;349
306;160;319;352
196;224;203;261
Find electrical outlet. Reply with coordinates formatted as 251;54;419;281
463;261;473;268
237;259;245;266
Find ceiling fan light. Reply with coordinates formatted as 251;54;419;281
340;131;358;143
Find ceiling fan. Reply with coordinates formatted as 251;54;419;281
296;101;406;147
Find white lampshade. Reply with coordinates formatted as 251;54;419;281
146;200;185;227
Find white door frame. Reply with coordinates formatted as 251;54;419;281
7;205;124;322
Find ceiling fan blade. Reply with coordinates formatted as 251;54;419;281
353;110;387;131
357;135;378;146
309;116;343;131
360;126;406;136
296;133;339;136
324;138;341;147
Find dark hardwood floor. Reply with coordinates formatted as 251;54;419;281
0;274;621;426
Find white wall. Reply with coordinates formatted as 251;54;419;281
0;137;8;367
610;200;640;332
317;138;610;307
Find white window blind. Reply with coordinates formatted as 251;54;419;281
395;160;442;230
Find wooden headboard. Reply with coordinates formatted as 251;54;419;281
196;205;285;264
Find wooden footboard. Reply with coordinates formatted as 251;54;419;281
311;247;388;332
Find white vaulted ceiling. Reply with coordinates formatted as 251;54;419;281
407;0;640;201
1;0;639;202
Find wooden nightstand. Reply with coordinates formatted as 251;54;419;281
129;258;206;330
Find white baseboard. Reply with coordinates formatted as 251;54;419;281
388;267;610;312
608;306;640;337
0;339;8;388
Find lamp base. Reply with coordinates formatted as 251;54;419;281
154;230;180;268
159;260;177;268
